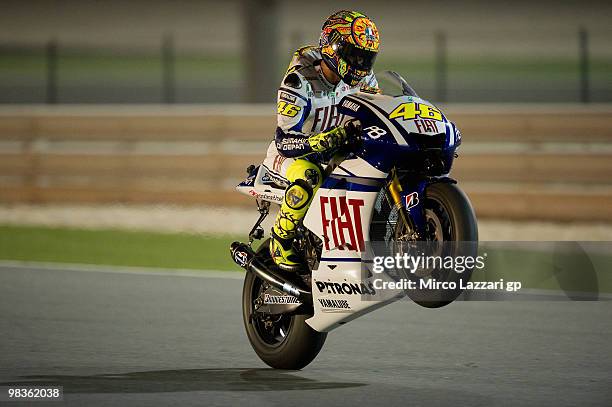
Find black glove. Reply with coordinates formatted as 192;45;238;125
344;119;362;140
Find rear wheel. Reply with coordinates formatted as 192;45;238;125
242;239;327;369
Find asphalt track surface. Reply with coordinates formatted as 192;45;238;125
1;264;611;407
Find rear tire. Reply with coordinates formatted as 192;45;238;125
242;239;327;369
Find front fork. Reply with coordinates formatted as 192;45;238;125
385;169;430;238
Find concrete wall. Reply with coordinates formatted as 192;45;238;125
1;104;611;221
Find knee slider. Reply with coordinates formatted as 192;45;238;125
284;179;313;210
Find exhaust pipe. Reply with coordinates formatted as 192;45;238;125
230;242;312;302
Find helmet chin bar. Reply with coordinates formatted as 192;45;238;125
341;63;370;87
322;58;362;87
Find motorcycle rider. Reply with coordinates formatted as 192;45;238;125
264;10;381;271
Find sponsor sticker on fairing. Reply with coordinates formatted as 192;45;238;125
318;298;351;311
315;280;376;295
404;192;419;210
320;196;366;251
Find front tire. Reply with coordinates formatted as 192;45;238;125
241;240;327;369
425;182;478;242
409;182;478;307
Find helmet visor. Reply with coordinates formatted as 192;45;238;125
336;42;377;71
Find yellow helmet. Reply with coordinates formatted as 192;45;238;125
319;10;380;86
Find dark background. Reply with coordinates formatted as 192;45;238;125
0;0;610;104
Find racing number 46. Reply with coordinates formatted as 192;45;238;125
277;101;301;117
388;102;442;121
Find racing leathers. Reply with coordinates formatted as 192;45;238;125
265;45;378;271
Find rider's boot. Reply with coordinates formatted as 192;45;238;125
270;178;313;271
270;229;302;271
270;159;322;271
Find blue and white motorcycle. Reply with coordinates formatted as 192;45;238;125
231;71;478;369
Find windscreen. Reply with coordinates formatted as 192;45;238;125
376;71;419;98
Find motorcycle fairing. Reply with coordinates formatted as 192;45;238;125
236;164;286;205
303;156;407;331
302;92;459;332
235;89;462;332
339;93;459;176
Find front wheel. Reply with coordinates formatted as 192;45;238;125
241;239;327;369
397;182;479;308
424;182;478;242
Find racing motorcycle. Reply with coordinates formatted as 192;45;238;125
230;71;478;369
